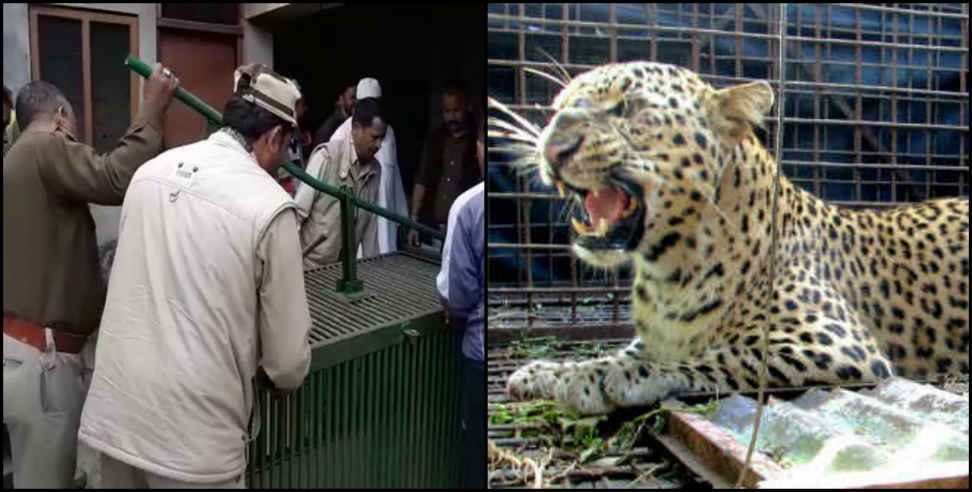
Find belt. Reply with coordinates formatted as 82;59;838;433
3;315;87;354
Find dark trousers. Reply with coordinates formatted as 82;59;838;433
459;353;485;488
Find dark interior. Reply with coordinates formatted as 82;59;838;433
273;3;484;195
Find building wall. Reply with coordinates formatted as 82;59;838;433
243;18;273;67
2;3;31;97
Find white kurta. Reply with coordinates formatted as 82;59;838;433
329;117;408;257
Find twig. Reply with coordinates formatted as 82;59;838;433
624;463;666;488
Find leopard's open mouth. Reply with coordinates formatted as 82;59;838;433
555;174;645;250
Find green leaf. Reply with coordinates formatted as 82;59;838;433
579;444;602;463
652;414;667;434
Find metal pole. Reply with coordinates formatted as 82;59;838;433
124;54;445;296
123;54;443;239
336;186;363;293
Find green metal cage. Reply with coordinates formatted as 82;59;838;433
246;252;462;488
121;55;462;488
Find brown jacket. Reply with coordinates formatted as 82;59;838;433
415;124;479;225
3;103;164;335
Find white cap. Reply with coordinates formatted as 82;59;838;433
233;64;302;126
356;77;381;99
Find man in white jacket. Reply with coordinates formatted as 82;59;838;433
77;64;311;488
323;77;408;256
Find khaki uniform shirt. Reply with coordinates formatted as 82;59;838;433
3;102;164;335
295;137;381;269
328;118;407;255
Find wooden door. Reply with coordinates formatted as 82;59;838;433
158;28;237;149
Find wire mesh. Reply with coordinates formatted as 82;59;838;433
487;3;969;329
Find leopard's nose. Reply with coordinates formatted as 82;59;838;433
544;135;584;170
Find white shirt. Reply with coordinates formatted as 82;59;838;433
78;131;311;483
329;117;408;257
437;181;485;302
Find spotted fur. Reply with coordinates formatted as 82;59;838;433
504;62;969;415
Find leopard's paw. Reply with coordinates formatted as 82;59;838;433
601;363;669;407
506;360;563;401
556;364;616;415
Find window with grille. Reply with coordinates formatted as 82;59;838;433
30;5;138;153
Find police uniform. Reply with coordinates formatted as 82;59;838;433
295;131;382;269
3;84;167;488
325;78;408;256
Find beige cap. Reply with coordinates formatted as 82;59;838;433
233;64;302;126
356;77;381;99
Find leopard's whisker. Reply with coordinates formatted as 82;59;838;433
510;158;542;178
488;115;536;138
536;46;572;84
489;97;542;137
488;130;535;147
489;132;537;146
487;129;537;145
489;142;537;157
524;67;567;89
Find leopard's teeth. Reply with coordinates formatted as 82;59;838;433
592;188;600;198
572;217;611;237
621;197;639;218
571;216;590;235
556;181;566;198
597;218;609;236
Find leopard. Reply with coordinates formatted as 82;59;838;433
494;61;969;415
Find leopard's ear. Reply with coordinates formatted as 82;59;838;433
708;81;774;141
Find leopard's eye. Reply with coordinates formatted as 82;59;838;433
607;100;626;117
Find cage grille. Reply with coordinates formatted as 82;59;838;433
303;253;442;346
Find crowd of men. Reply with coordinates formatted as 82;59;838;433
3;59;483;489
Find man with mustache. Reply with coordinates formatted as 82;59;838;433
409;81;480;249
296;97;387;268
323;78;407;257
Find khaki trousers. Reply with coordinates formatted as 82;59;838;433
3;332;93;488
89;450;245;489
